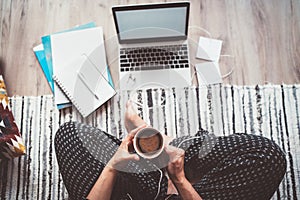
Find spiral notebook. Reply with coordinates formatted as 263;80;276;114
51;26;111;107
53;53;116;117
33;22;97;110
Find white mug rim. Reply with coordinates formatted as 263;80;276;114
133;127;164;159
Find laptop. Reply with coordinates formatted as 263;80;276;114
112;2;191;90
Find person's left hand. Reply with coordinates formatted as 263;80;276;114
108;125;146;170
165;145;186;183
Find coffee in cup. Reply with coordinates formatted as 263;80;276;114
133;127;164;159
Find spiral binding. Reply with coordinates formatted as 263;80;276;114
52;75;87;116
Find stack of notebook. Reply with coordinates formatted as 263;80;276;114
33;23;116;117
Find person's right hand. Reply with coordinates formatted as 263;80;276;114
108;125;146;170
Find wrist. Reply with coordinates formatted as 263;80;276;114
105;162;118;173
107;159;116;169
107;153;121;169
170;175;187;185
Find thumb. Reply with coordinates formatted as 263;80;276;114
165;145;184;160
165;145;178;154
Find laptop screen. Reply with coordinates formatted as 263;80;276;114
112;2;190;44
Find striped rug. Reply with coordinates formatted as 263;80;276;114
0;84;299;199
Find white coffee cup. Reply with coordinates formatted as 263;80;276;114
133;127;164;159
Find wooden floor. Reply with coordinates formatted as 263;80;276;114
0;0;299;96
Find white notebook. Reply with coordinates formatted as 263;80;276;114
51;27;116;117
53;53;116;117
51;26;109;106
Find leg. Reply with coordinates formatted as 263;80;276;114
170;133;287;200
124;100;174;144
124;100;147;132
124;102;286;199
55;104;168;200
55;121;124;199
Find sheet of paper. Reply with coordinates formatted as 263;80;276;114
195;62;222;85
196;37;222;62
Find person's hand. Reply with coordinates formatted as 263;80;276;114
108;125;146;170
165;145;186;183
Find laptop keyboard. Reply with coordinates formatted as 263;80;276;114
120;44;189;72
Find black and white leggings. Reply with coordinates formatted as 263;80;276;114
54;122;286;200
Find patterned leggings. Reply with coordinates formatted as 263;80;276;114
54;122;286;200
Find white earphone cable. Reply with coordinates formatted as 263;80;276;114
154;166;163;200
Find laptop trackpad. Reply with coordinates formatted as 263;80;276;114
139;69;188;88
120;69;190;90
